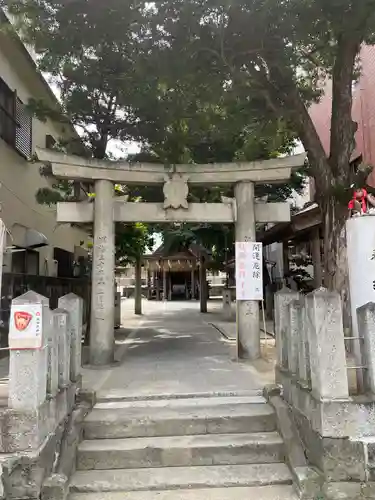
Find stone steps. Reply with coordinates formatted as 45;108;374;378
69;394;294;498
69;485;299;499
94;389;264;404
70;463;293;493
83;399;276;439
77;432;284;470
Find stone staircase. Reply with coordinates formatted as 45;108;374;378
68;392;298;499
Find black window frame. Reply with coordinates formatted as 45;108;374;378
0;77;32;159
0;78;17;147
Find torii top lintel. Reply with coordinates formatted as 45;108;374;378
35;148;306;185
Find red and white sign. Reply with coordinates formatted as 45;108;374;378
9;304;43;350
235;242;263;301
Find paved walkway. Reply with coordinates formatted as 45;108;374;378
82;300;275;398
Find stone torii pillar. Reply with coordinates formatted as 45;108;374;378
234;181;259;360
90;180;115;366
199;254;208;313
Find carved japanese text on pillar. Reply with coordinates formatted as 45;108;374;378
163;173;189;209
95;235;108;319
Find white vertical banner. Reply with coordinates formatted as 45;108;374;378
347;217;375;338
235;242;263;301
0;219;5;297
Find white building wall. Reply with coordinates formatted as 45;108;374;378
0;26;88;275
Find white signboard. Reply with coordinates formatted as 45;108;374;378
235;242;263;301
9;304;43;350
347;216;375;338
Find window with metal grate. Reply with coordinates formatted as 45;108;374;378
15;97;32;159
0;78;32;159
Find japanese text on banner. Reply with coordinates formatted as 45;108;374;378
235;242;263;301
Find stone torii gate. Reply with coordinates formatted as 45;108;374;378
36;148;306;366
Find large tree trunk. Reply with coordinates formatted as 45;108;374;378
322;193;351;327
323;195;348;290
263;45;358;295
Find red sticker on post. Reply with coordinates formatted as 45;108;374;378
9;304;43;350
14;311;33;331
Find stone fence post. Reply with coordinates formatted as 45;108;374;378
58;293;83;383
357;302;375;394
5;290;84;454
114;290;121;328
53;309;70;389
4;290;85;499
274;288;299;370
47;307;59;400
297;297;311;388
222;289;232;320
288;299;301;377
8;291;49;410
305;289;349;400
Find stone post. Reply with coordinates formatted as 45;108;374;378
199;255;207;313
223;288;232;320
135;257;142;315
89;179;115;365
234;181;259;359
274;288;300;369
163;268;167;301
298;298;311;387
156;271;161;301
47;307;59;398
53;309;70;388
114;289;121;328
305;289;349;400
147;269;151;299
58;293;83;382
357;302;375;393
288;299;301;376
8;291;49;410
168;273;172;301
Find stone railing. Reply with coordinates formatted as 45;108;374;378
274;287;375;496
0;290;90;500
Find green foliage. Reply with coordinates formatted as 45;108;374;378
2;0;157;263
148;0;375;159
129;101;305;269
3;0;325;270
3;0;152;157
116;222;154;265
126;58;305;268
287;251;314;293
141;0;375;287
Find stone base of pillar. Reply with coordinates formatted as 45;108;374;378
237;301;260;360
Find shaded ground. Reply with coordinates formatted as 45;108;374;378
82;299;275;397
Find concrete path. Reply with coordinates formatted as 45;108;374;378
82;300;275;398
